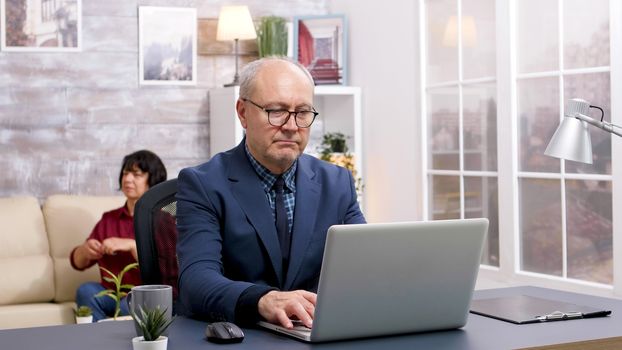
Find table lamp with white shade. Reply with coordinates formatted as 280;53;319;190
442;15;477;47
544;98;621;164
217;5;257;87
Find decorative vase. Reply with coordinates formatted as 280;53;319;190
75;315;93;324
131;336;168;350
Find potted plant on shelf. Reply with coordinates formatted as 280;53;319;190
256;16;288;57
95;262;139;320
131;305;174;350
75;305;93;324
317;132;364;197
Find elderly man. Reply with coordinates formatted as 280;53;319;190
176;57;365;329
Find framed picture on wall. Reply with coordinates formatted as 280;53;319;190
0;0;82;51
293;14;347;85
139;6;197;86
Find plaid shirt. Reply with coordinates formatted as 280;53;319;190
244;144;296;235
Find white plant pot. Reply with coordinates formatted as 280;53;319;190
75;315;93;324
97;315;134;322
132;336;168;350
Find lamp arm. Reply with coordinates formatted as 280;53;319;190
573;113;622;138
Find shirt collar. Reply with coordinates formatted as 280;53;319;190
118;202;132;219
244;143;297;193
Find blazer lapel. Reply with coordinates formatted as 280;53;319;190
284;156;321;290
228;144;283;287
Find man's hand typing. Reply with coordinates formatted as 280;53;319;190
258;290;316;329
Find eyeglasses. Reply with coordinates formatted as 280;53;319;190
242;98;318;128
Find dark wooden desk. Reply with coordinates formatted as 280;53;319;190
2;286;621;350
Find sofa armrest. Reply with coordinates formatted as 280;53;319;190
0;196;55;305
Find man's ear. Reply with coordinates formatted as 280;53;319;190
236;99;248;129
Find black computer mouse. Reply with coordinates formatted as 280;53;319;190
205;321;245;344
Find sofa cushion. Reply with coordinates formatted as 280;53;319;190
0;197;54;305
43;195;125;302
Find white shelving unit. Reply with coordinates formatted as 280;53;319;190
208;85;364;207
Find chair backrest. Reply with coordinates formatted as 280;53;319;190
134;178;179;300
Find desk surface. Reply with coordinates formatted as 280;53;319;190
2;286;621;350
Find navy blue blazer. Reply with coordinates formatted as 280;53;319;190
176;141;366;321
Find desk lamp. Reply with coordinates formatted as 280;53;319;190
217;5;257;87
544;98;621;164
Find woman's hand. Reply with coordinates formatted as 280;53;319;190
101;237;138;259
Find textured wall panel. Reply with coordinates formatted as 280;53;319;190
0;0;327;201
67;88;208;125
0;159;70;198
129;123;210;158
0;89;68;127
0;53;137;89
67;158;123;195
82;0;138;17
82;17;138;52
1;128;68;157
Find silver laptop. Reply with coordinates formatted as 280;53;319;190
258;218;488;342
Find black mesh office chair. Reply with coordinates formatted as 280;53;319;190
134;178;179;301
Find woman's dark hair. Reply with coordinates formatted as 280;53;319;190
118;150;167;190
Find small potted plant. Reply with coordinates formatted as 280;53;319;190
131;305;174;350
95;262;139;320
317;132;364;196
75;305;93;324
318;132;348;156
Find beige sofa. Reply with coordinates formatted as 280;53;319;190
0;195;125;330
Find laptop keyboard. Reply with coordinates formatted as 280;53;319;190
291;320;312;333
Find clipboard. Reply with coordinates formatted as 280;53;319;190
470;295;611;324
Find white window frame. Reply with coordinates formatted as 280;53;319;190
420;0;622;298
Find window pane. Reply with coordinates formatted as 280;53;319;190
563;0;609;69
516;0;558;73
463;83;497;171
465;176;499;267
566;180;612;284
428;87;459;170
426;0;458;84
462;0;496;79
517;77;560;173
430;175;460;220
563;73;611;175
520;178;562;276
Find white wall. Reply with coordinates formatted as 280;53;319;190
329;1;422;222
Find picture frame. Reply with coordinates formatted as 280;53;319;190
139;6;197;86
293;14;347;85
1;0;82;52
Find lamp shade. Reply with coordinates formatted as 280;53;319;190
442;15;477;47
216;6;257;41
544;115;593;164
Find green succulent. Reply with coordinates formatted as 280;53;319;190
75;305;92;317
95;262;138;319
132;305;174;342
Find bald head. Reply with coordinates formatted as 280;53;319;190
239;57;315;100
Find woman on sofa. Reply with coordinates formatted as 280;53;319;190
70;150;167;321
